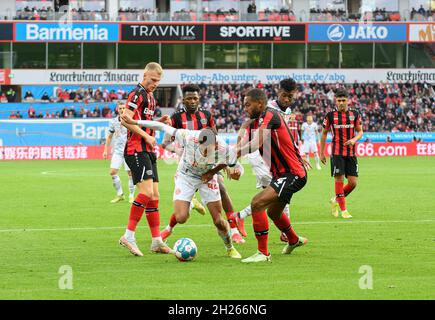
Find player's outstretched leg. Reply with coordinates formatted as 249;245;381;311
110;169;125;203
241;210;271;263
335;177;352;219
207;201;241;259
280;205;290;242
119;192;151;257
314;152;321;170
190;195;206;215
128;173;135;203
147;198;173;254
218;177;245;244
161;200;190;241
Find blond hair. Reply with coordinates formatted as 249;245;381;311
144;62;163;75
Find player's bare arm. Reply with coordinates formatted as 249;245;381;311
103;132;113;159
320;127;328;164
121;108;156;147
344;124;363;146
201;164;227;183
236;127;268;159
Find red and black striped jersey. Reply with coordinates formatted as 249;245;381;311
322;109;361;157
171;107;215;130
247;107;306;179
287;119;300;144
124;83;157;155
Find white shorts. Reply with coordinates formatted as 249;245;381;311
110;153;130;171
247;153;272;189
173;173;221;205
302;141;318;154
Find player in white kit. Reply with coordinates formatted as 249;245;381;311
121;116;243;259
301;115;321;170
103;105;136;203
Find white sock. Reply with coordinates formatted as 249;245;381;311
128;176;135;197
124;229;135;240
314;153;320;167
283;205;290;217
239;205;252;220
218;229;232;249
305;155;310;165
189;201;194;212
152;236;164;244
231;227;240;236
112;175;123;196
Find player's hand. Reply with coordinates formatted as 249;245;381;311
102;150;107;159
201;172;214;183
344;138;356;146
229;168;242;181
320;154;327;165
158;115;171;126
302;158;312;171
145;135;157;148
121;113;137;125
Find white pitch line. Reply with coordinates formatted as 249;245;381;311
0;219;434;233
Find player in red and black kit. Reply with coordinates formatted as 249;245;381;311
320;88;363;219
235;88;309;263
287;112;301;146
160;84;246;244
119;62;172;256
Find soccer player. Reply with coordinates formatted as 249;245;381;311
320;88;363;219
162;84;245;244
234;78;299;243
301;115;321;170
103;104;135;203
123;116;243;259
235;88;309;263
118;62;172;257
287;112;301;147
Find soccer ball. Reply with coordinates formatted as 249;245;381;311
173;238;197;262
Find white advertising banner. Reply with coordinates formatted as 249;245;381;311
8;68;435;85
408;23;435;42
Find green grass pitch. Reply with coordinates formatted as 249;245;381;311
0;157;434;300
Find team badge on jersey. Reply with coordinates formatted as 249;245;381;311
349;116;355;121
200;118;207;125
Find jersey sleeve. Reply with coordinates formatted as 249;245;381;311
170;112;179;128
173;129;189;147
354;111;361;127
259;110;281;130
126;90;144;112
108;119;115;133
322;113;332;130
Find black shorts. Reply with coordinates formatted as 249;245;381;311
330;155;359;177
270;173;307;204
124;151;159;185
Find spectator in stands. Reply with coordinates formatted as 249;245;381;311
247;1;257;20
0;93;8;103
28;105;36;118
101;104;112;118
6;88;16;102
41;92;50;101
24;90;35;101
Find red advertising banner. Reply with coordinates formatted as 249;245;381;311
1;143;434;161
322;142;435;157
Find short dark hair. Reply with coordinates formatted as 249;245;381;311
336;88;348;98
279;78;297;92
245;88;267;105
182;84;200;95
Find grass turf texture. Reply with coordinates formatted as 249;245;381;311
0;157;434;300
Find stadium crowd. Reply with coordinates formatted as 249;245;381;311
3;82;434;133
189;81;434;133
6;5;433;22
